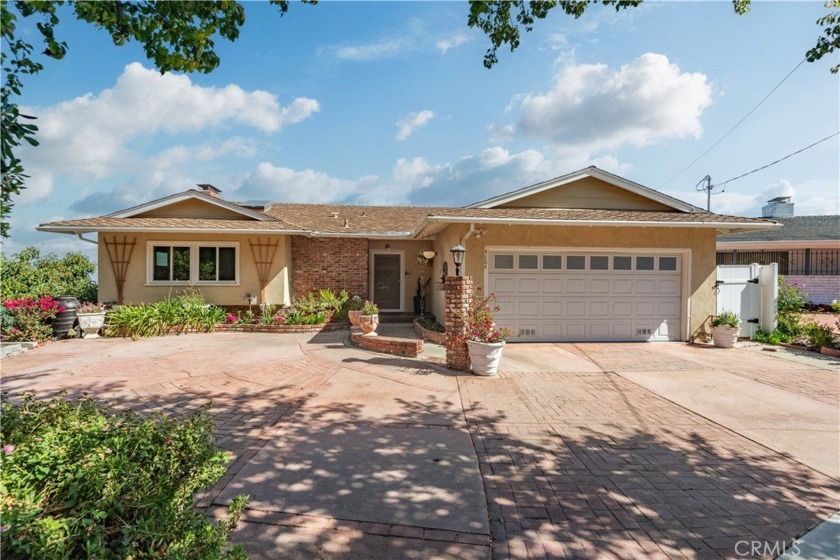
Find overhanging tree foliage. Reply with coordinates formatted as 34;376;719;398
468;0;840;71
0;0;314;238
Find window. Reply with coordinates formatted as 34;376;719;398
636;256;654;270
542;255;562;269
613;256;632;270
659;256;678;271
590;256;609;270
518;254;538;269
567;255;586;270
148;242;238;284
153;246;190;282
199;247;236;282
494;254;514;269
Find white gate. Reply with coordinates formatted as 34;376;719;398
716;263;778;339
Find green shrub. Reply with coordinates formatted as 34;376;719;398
804;322;837;349
755;328;788;345
0;246;97;302
774;276;808;339
362;300;379;315
832;301;840;315
711;310;740;328
1;296;63;342
0;393;248;559
105;289;225;338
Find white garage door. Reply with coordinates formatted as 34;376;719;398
488;250;683;342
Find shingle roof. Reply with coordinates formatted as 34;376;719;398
262;204;449;234
425;207;771;225
717;215;840;242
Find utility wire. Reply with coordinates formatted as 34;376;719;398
710;131;839;189
659;58;806;188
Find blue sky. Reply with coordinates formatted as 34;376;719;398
7;0;839;258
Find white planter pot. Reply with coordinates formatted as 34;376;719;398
711;325;740;348
467;339;505;376
77;312;106;339
359;314;379;335
348;310;362;327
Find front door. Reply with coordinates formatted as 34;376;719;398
371;252;403;311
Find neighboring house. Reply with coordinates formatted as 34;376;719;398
38;167;775;342
717;196;840;305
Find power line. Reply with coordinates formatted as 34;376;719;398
660;58;806;189
710;131;839;189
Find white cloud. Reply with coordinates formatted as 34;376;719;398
506;53;712;153
436;32;472;54
334;38;410;61
19;62;319;199
396;110;435;141
666;178;839;217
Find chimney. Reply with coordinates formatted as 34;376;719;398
197;184;222;199
762;196;794;218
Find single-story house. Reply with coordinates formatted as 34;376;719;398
39;166;776;342
717;196;840;305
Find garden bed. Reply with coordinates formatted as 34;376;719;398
413;317;446;345
215;321;349;334
779;342;840;358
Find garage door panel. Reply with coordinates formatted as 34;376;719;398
518;277;539;293
566;278;587;293
487;250;682;342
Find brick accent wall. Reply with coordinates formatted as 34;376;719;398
445;276;472;371
350;331;423;357
784;275;840;305
291;237;369;298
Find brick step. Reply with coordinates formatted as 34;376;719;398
379;312;435;324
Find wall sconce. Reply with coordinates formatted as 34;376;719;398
450;244;465;276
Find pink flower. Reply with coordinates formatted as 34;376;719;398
3;444;14;454
224;314;237;323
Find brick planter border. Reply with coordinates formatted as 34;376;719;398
350;330;423;358
215;322;350;334
412;318;446;345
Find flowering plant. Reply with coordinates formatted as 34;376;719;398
78;302;106;314
449;287;512;344
347;295;364;311
361;300;379;315
224;313;237;324
1;296;63;342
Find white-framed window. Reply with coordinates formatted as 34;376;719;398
146;241;240;285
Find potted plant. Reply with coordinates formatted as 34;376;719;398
347;296;364;327
77;302;107;339
462;288;512;376
358;300;379;335
710;310;740;348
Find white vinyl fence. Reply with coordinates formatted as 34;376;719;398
715;263;778;339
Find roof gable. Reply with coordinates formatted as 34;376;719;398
107;190;272;221
467;167;700;213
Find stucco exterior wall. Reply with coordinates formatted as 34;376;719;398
499;177;675;211
367;240;432;313
134;198;251;219
430;223;718;340
97;232;291;306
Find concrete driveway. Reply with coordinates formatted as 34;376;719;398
2;333;838;559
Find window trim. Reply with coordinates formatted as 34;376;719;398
146;241;240;286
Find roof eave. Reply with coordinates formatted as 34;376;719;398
36;225;306;235
105;190;274;221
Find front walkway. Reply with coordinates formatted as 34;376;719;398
2;333;838;559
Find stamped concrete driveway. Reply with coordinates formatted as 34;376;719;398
2;333;838;559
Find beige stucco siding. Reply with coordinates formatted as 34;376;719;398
367;240;433;312
431;223;717;340
499;177;675;211
134;198;252;219
97;232;291;306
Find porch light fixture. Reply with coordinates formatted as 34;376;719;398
422;250;436;260
450;244;465;276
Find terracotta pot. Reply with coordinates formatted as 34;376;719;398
711;325;740;348
359;314;379;335
348;310;362;327
467;339;505;376
77;312;106;339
